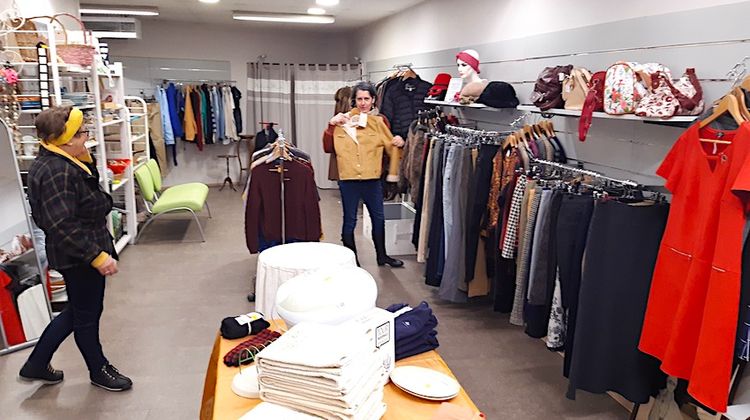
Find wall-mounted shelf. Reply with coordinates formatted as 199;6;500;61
516;105;699;125
424;99;489;109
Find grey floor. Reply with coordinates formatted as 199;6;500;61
0;188;627;419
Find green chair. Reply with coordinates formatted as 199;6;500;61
134;160;211;243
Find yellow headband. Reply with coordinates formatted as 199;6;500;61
46;108;84;146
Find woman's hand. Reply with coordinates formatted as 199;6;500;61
391;135;405;148
97;256;119;277
329;113;349;126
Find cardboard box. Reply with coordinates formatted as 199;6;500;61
363;202;417;256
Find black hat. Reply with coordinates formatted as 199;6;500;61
476;81;519;108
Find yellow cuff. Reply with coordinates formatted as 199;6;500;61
91;252;110;268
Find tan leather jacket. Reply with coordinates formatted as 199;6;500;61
333;108;401;181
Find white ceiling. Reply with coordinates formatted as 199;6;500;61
81;0;426;29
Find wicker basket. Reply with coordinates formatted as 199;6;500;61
5;18;47;62
51;13;95;67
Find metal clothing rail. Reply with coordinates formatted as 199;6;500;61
445;124;506;138
531;158;639;187
159;78;236;84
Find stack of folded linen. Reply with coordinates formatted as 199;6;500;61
255;308;394;420
386;301;439;360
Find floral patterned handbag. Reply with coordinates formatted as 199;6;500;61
635;73;679;118
604;62;642;115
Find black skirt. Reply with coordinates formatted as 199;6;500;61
566;199;669;404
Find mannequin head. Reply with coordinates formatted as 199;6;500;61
456;49;481;83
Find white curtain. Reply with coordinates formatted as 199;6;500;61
294;64;360;189
247;63;294;141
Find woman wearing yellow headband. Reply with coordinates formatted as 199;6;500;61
18;106;132;392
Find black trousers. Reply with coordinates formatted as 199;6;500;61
28;265;107;372
465;145;499;282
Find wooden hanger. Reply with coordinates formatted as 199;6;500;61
731;87;750;121
699;94;744;144
502;133;517;149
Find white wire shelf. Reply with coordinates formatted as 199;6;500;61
114;234;131;254
85;140;98;149
101;119;125;127
110;177;129;192
131;133;147;142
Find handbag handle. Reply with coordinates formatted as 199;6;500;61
662;69;703;111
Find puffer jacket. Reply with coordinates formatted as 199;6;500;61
380;77;432;139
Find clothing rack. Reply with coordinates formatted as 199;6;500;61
445;124;507;138
159;79;236;84
531;157;640;187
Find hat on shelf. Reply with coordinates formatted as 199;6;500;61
477;81;520;108
427;73;452;100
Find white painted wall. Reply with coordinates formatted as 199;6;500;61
355;0;750;62
107;19;354;186
0;0;79;18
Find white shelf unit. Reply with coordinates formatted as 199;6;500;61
424;99;488;108
94;63;138;250
8;20;138;255
125;96;150;167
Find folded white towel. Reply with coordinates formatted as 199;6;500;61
256;322;377;369
258;350;385;394
239;402;321;420
261;388;384;420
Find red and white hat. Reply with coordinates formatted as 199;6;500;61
456;49;481;74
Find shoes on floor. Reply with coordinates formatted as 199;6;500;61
90;364;133;392
18;362;64;385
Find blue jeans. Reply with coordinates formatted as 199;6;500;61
339;179;385;237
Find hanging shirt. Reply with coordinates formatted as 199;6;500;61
165;83;184;139
639;122;750;412
156;87;174;145
183;85;197;143
223;86;238;141
231;86;243;134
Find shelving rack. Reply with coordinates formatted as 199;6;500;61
8;19;140;256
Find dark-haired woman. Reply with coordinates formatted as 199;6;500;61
323;82;404;267
18;106;132;392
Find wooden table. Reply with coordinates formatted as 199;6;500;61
200;330;479;420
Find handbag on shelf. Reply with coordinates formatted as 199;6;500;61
530;65;573;111
635;73;680;118
4;18;47;62
578;71;606;141
669;68;704;116
562;67;592;110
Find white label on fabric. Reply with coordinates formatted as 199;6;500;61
235;312;262;326
444;78;463;103
375;321;391;349
357;113;368;127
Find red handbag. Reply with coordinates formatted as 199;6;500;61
578;71;606;142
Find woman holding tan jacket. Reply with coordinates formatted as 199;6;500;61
323;82;405;267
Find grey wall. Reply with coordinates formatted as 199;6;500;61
362;2;750;185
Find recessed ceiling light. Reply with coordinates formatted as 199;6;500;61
199;0;220;3
233;11;335;24
316;0;339;6
307;7;326;15
79;4;159;16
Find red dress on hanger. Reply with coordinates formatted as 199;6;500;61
0;270;26;346
639;123;750;412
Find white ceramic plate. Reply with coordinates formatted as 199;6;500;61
389;366;460;401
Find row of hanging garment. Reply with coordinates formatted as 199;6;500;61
374;64;433;139
636;72;750;414
413;118;680;407
153;81;243;158
243;133;322;255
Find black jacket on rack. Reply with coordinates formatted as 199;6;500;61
380;78;432;139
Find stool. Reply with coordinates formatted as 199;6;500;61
254;243;357;317
217;154;238;191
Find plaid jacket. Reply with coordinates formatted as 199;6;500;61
28;147;116;270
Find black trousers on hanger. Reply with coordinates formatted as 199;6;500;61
465;145;499;283
27;265;108;372
425;141;446;287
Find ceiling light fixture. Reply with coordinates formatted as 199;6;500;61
79;4;159;16
232;12;335;24
199;0;220;3
316;0;340;6
307;7;326;15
